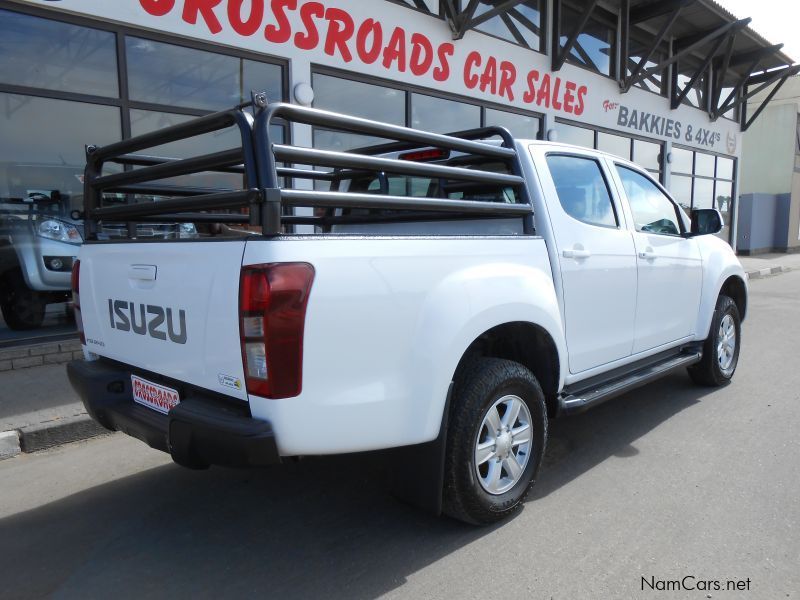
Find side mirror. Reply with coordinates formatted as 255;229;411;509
690;208;723;236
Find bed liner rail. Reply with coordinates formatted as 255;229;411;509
83;92;534;240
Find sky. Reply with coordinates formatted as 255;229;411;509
717;0;800;62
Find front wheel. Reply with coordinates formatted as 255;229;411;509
688;294;741;386
443;358;548;525
0;269;47;330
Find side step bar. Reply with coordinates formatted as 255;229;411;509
558;351;702;416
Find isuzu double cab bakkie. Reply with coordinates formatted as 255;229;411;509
67;94;747;525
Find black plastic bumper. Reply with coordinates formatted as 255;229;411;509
67;359;280;468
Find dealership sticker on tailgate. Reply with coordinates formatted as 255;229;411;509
131;375;180;414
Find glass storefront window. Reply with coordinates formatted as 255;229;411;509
313;74;405;150
0;10;118;97
597;132;631;160
695;152;715;177
411;94;481;134
126;37;283;111
671;147;693;174
129;109;255;190
671;174;693;210
692;178;715;210
0;93;121;206
717;157;734;180
670;147;736;242
0;9;287;341
557;123;594;148
130;110;244;156
715;180;733;241
633;140;661;172
313;74;405;124
485;108;540;139
0;94;121;338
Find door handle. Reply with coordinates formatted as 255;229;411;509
638;250;657;260
128;264;157;281
563;248;591;259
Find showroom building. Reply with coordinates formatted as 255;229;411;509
0;0;796;339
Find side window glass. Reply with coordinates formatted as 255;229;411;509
546;155;618;227
616;165;682;236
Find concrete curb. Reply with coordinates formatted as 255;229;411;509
0;430;21;460
0;414;111;459
0;339;83;373
745;265;791;280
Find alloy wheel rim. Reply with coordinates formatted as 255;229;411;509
474;394;532;495
717;314;737;373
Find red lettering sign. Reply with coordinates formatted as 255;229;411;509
136;0;590;117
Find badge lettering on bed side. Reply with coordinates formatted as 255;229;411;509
108;299;187;344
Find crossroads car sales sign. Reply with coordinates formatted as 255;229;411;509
24;0;740;154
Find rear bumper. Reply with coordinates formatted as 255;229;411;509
67;359;280;468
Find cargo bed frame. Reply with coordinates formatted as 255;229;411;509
82;92;534;240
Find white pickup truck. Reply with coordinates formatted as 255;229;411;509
67;95;747;525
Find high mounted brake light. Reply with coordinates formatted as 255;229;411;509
71;259;86;345
239;263;315;399
398;148;450;162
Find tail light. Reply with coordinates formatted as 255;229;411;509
239;263;315;399
71;259;86;345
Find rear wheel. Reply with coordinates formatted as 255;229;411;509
443;358;547;525
0;269;47;330
688;294;741;386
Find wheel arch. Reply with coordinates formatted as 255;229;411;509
719;274;747;321
452;321;562;418
695;260;749;340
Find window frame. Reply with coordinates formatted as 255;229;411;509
546;152;621;230
0;2;290;142
310;65;544;143
615;162;687;237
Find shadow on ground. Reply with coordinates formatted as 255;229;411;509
0;372;715;599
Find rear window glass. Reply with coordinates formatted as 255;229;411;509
546;154;617;227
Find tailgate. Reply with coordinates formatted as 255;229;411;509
78;241;248;401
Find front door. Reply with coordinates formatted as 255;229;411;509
613;165;703;353
541;152;638;374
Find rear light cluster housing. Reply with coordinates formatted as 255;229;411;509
239;263;315;399
71;260;85;345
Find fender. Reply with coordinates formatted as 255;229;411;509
693;235;748;339
408;257;567;443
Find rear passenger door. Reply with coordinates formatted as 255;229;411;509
612;164;703;353
541;152;637;374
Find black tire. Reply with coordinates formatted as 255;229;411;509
0;269;47;330
443;358;548;525
688;294;741;387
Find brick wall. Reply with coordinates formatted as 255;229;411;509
0;339;83;372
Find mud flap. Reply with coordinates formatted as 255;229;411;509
387;383;452;516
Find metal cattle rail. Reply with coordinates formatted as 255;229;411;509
82;93;534;239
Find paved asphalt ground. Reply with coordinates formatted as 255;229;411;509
1;271;798;600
